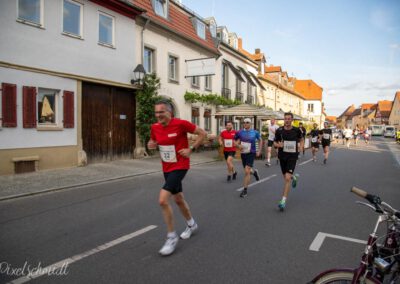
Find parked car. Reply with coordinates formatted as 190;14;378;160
383;126;396;138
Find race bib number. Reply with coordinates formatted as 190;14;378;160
323;133;330;140
241;142;251;154
159;145;177;163
283;141;296;153
311;137;318;143
224;139;233;148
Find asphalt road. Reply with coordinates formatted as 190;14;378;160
1;137;399;284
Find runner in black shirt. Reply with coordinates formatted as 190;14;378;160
299;122;307;157
274;112;303;211
308;123;320;162
319;122;332;164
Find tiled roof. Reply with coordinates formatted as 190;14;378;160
361;103;375;110
294;79;323;100
265;65;282;73
326;116;337;122
258;74;305;100
350;108;361;117
338;105;355;118
377;100;393;112
134;0;219;55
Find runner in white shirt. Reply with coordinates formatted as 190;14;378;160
265;119;279;167
343;127;353;148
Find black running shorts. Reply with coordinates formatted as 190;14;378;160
267;140;274;147
279;158;297;175
311;142;320;149
322;141;330;147
241;153;255;168
162;170;188;195
224;151;236;160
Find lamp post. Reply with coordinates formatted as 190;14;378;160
131;64;146;86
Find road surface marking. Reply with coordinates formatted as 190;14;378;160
9;225;157;284
309;232;367;252
236;174;277;191
299;158;313;166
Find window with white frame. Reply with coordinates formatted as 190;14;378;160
18;0;43;27
209;23;216;38
152;0;168;18
205;75;212;90
222;63;228;89
63;0;83;37
222;31;228;43
38;88;58;124
191;107;199;126
204;109;211;131
144;47;155;74
191;76;200;88
193;19;205;39
168;55;178;82
98;12;114;47
307;103;314;113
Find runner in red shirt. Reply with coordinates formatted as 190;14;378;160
148;100;206;256
218;121;237;182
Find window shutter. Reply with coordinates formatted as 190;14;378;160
23;86;37;128
203;109;211;118
2;83;17;127
63;90;74;128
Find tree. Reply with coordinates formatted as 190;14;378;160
136;73;161;152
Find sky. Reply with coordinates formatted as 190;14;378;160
181;0;400;116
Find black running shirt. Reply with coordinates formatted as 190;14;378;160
274;126;303;159
320;128;332;142
309;129;320;144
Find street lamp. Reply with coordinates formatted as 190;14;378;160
131;64;146;86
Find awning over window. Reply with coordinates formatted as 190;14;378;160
223;59;245;82
237;66;256;87
249;72;266;90
192;107;200;117
203;109;211;118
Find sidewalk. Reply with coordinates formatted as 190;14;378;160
0;150;220;201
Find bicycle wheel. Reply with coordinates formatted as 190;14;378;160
312;269;378;284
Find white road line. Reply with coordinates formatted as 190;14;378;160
9;225;157;284
309;232;367;252
299;158;313;166
236;174;277;191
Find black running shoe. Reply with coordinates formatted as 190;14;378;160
323;159;327;164
253;169;260;181
227;175;231;182
232;171;237;180
239;190;247;198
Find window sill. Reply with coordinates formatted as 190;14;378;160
98;42;116;49
37;126;63;131
191;85;200;89
168;79;180;85
205;88;212;92
62;32;84;40
16;19;44;29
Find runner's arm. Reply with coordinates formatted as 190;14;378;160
191;126;207;151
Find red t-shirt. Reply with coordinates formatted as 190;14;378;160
150;118;197;172
220;129;237;152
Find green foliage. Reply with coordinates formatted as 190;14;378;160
136;73;161;151
183;91;241;106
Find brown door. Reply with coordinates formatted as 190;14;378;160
82;82;136;162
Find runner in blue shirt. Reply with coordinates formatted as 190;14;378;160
234;118;262;198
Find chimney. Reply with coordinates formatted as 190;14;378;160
255;48;260;54
238;38;242;49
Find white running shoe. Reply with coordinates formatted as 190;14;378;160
180;223;198;240
159;235;179;256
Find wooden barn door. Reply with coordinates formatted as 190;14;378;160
82;82;136;162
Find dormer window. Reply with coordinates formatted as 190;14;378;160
152;0;168;18
222;31;228;43
192;18;206;40
209;23;216;38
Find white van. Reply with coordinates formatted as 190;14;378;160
384;125;396;138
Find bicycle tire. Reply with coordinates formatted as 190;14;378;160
312;269;379;284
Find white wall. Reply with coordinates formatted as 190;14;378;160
137;24;218;132
0;67;77;149
303;100;322;116
0;0;138;84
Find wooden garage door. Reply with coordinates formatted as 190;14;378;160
82;83;136;162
